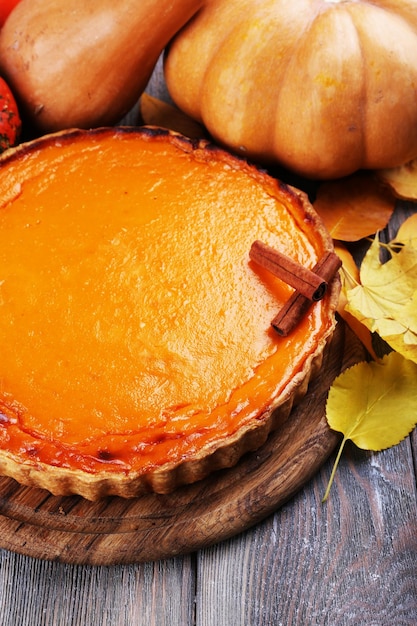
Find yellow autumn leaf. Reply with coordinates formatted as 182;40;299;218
345;234;417;363
377;159;417;200
334;243;378;360
326;352;417;449
313;172;395;241
395;213;417;248
322;352;417;501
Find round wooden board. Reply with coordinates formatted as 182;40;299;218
0;321;365;565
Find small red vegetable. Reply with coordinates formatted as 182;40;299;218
0;0;21;28
0;76;21;152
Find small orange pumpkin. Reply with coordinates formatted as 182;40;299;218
165;0;417;179
0;0;22;27
0;75;20;151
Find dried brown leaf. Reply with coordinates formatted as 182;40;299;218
377;159;417;200
314;172;395;241
139;93;207;139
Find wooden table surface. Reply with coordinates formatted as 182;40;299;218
1;64;416;626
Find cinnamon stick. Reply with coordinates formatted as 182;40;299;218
249;240;327;301
271;251;342;337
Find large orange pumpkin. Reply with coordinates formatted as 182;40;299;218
164;0;417;179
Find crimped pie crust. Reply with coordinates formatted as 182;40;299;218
0;127;339;499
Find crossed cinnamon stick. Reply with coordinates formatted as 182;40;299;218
249;240;342;337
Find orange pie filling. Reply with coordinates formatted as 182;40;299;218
0;128;337;493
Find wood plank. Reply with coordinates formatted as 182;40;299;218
0;551;195;626
195;438;417;625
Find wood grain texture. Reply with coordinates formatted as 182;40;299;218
195;440;417;626
0;321;361;566
0;552;195;626
1;435;416;626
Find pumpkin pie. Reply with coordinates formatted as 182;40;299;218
0;127;339;499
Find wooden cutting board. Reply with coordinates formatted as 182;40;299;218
0;321;365;565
